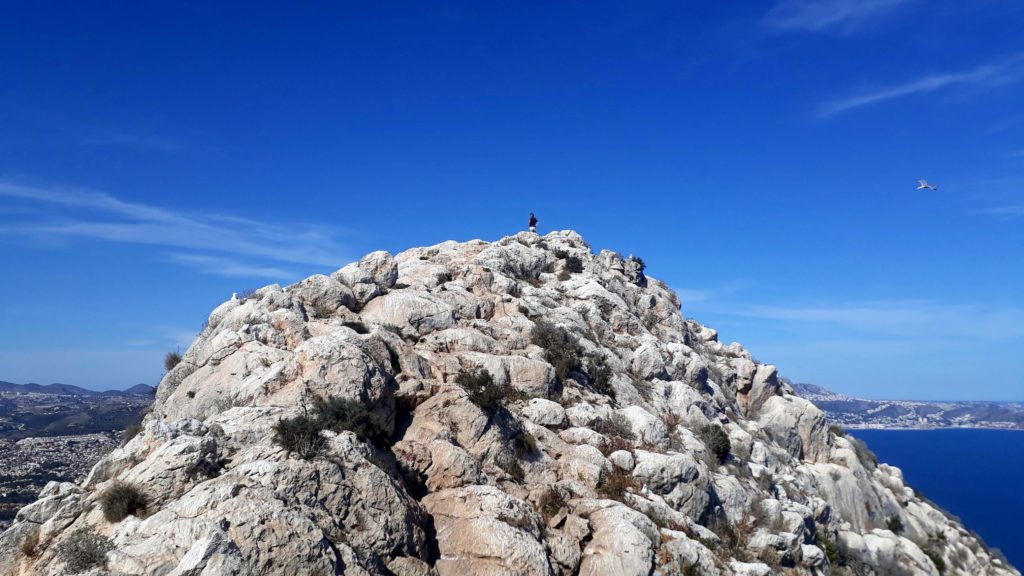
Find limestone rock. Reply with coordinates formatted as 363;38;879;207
0;231;1015;576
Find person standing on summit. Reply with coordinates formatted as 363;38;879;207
528;212;538;233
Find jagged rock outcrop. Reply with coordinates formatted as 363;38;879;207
0;230;1016;576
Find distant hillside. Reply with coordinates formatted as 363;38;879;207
0;382;154;440
0;381;154;396
792;382;1024;430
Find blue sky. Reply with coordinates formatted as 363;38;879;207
1;1;1022;399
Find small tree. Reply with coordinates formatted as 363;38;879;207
700;424;731;464
531;321;582;382
456;368;513;414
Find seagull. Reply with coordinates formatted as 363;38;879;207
230;292;238;301
916;180;938;191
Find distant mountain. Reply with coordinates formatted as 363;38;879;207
0;381;154;396
110;383;156;396
792;382;1024;430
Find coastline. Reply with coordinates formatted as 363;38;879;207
843;425;1024;431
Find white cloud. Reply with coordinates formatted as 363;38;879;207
733;300;1024;340
0;181;351;273
764;0;912;33
818;55;1024;117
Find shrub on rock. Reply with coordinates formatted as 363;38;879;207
531;321;582;382
58;527;112;572
274;413;326;459
456;368;517;414
121;423;142;446
886;515;904;535
100;481;148;522
163;350;182;371
314;396;390;444
700;424;731;464
599;469;637;500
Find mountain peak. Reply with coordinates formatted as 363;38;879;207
0;232;1015;576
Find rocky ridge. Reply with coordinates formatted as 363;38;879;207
0;230;1015;576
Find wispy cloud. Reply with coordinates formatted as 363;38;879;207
734;300;1024;340
0;101;182;152
818;55;1024;117
170;253;296;280
977;205;1024;217
675;288;717;304
79;131;182;151
764;0;913;33
0;181;350;276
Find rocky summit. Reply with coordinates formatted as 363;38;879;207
0;231;1015;576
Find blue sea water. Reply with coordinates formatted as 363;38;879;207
850;429;1023;569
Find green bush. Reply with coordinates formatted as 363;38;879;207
274;396;395;458
100;481;148;522
274;413;327;459
164;350;182;372
564;255;584;273
700;424;731;464
58;527;112;572
531;321;582;382
314;396;390;444
828;424;846;437
628;255;646;273
816;532;841;565
456;368;517;413
587;358;613;396
886;515;904;534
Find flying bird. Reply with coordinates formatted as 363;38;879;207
916;180;938;191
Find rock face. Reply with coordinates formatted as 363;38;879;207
0;230;1016;576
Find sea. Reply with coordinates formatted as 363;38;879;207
850;429;1023;570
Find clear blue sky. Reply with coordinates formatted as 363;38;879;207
1;1;1022;399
